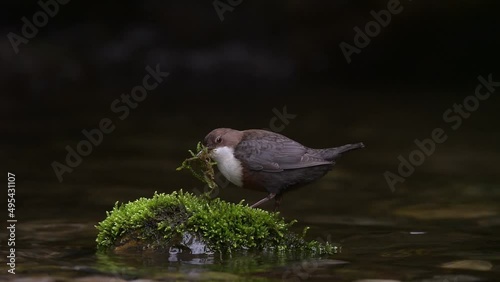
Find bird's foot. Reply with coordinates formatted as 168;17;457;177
250;193;276;208
273;194;283;212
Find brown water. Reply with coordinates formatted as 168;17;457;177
2;93;500;281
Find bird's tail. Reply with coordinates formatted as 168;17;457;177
319;142;365;161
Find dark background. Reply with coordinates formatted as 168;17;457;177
3;1;499;96
2;0;500;218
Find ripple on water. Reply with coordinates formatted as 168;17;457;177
441;259;493;271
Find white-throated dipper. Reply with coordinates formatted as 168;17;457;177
203;128;364;210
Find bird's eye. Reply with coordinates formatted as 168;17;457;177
215;136;222;143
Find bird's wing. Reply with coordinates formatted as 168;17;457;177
234;130;332;172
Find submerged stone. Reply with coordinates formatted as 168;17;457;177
96;191;336;255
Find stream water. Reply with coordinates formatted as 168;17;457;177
2;93;499;281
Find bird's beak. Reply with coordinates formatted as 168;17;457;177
197;146;214;157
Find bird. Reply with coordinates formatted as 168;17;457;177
203;128;364;211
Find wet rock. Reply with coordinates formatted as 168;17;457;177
96;191;337;255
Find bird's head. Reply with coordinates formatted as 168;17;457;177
203;128;243;152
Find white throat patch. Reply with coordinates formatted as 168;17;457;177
211;146;243;187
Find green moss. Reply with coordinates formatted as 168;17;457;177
97;143;337;255
96;191;336;255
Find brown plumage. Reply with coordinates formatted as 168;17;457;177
203;128;364;210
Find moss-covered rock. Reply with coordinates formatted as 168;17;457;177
96;191;336;255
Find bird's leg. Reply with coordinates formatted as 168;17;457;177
273;193;283;212
250;193;276;208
